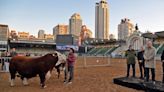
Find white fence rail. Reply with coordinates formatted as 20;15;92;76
76;56;111;68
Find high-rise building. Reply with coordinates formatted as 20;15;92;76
109;34;115;40
18;32;29;39
86;29;93;38
29;35;36;39
95;0;109;39
44;34;54;40
53;24;68;39
10;30;18;40
118;18;135;40
69;13;82;37
38;30;45;39
0;24;9;41
0;24;9;51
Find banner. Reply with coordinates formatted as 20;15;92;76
56;45;79;51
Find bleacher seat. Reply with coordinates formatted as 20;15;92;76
157;44;164;54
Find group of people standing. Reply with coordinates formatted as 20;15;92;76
0;48;17;71
126;41;164;83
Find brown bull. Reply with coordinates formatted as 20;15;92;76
9;53;58;88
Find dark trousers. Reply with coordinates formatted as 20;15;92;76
64;66;74;82
145;68;155;81
138;61;145;78
127;64;135;77
163;62;164;83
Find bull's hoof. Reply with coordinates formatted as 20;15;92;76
10;84;15;87
22;78;29;86
40;84;47;89
41;85;47;89
10;79;15;87
23;83;29;86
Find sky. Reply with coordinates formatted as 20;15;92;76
0;0;164;38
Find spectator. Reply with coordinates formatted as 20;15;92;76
10;48;17;57
144;41;156;83
64;48;76;84
1;51;7;70
125;45;136;77
161;50;164;83
137;46;145;79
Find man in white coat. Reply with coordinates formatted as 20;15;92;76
144;41;156;82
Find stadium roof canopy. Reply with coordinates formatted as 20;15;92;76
10;40;56;45
155;31;164;38
142;31;164;39
142;33;157;39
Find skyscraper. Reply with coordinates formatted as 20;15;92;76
38;29;45;39
0;24;9;41
95;0;109;39
53;24;68;39
69;13;82;37
118;18;135;40
0;24;9;51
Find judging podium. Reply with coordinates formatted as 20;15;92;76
113;77;164;92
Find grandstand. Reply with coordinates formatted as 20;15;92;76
142;31;164;57
153;44;160;49
87;46;119;56
9;40;56;56
157;44;164;54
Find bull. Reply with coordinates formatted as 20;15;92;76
9;53;59;88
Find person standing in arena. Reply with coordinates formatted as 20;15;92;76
64;48;76;84
10;48;17;57
137;46;145;79
144;41;156;83
161;50;164;83
125;45;136;77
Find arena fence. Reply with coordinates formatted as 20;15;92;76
0;56;111;73
76;55;111;68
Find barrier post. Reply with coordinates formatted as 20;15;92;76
107;55;111;66
84;55;87;68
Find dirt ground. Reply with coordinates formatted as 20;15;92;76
0;57;163;92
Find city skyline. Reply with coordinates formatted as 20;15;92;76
0;0;164;38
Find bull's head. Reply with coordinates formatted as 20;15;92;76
55;51;67;70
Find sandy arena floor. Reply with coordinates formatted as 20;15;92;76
0;57;163;92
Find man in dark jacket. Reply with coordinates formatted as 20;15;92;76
161;50;164;83
137;46;145;79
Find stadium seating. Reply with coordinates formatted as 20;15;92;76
106;47;118;55
89;48;102;55
157;44;164;54
153;44;160;49
87;46;119;56
96;47;109;55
